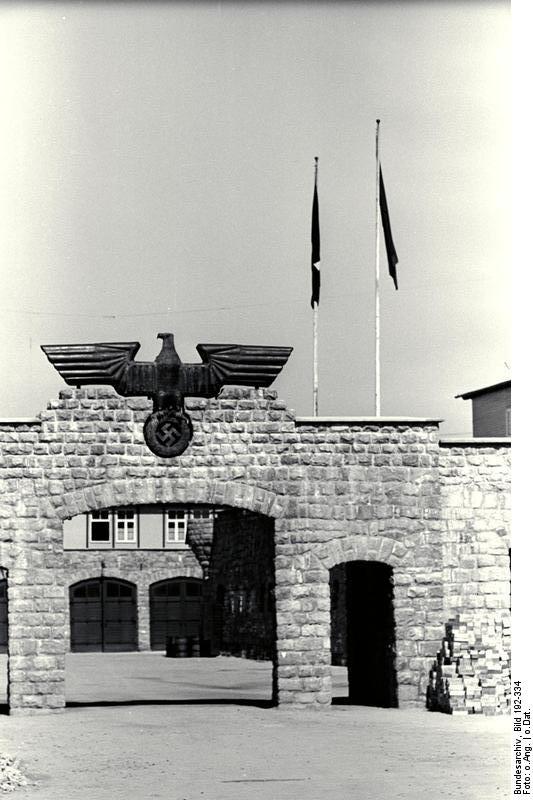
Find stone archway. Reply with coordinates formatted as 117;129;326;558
277;534;442;709
315;536;409;708
312;534;409;572
50;479;289;524
3;479;290;714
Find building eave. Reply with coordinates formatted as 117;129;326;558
455;380;511;400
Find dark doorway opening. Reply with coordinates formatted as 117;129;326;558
207;512;276;662
0;579;7;654
0;576;7;713
150;578;203;651
331;560;398;708
70;578;137;652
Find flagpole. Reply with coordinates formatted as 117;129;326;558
374;120;381;417
313;156;319;416
313;303;318;416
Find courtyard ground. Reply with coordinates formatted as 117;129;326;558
0;653;511;800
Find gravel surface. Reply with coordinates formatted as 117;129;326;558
0;654;512;800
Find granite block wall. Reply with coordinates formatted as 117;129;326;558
439;443;511;620
0;387;511;714
434;441;511;713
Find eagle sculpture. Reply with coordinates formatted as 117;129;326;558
42;333;293;457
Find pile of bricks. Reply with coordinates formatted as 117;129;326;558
427;615;511;715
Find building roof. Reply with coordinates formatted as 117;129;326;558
455;379;511;401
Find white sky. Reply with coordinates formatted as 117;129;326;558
0;0;511;434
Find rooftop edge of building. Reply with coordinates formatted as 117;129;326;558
295;416;444;426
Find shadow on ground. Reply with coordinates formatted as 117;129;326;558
66;697;275;708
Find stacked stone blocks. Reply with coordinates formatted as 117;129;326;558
427;614;511;715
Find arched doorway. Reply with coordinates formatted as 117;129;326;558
69;578;137;652
0;579;7;654
330;560;398;708
0;577;6;711
149;578;203;651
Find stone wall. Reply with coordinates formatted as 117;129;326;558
277;418;444;708
329;564;347;666
439;442;511;621
434;441;511;712
0;387;511;714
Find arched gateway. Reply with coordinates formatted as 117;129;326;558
0;387;510;715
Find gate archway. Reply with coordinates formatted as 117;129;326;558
69;578;137;652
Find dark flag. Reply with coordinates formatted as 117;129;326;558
311;162;321;307
379;166;399;290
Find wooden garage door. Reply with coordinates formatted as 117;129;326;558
0;580;6;654
70;578;137;652
150;578;203;650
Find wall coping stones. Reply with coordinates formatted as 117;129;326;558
0;418;41;426
439;437;511;447
295;416;443;426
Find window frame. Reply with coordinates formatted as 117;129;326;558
114;508;138;545
165;508;188;546
86;505;217;549
88;510;112;545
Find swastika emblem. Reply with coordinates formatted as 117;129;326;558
143;410;192;458
156;419;182;447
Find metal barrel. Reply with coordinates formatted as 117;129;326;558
191;636;200;657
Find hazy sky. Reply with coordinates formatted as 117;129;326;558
0;0;511;434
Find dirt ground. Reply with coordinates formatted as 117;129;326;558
0;654;512;800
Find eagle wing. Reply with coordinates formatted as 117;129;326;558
195;343;293;390
41;341;150;395
42;339;292;397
